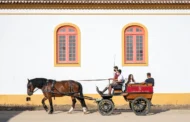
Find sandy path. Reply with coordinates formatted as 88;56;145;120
0;110;190;122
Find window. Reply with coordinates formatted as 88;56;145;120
54;23;80;67
122;23;148;66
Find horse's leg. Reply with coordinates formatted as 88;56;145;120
68;96;77;114
41;97;48;112
76;97;90;114
48;97;54;114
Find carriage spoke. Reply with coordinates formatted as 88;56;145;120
132;97;150;115
98;99;114;116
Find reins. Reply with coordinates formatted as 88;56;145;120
32;88;39;93
43;79;110;97
77;79;111;85
77;79;109;81
30;79;110;96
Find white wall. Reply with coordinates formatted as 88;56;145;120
0;10;190;94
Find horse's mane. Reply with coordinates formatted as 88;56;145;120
29;78;48;89
29;78;75;88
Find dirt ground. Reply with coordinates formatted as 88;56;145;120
0;104;190;122
1;109;190;122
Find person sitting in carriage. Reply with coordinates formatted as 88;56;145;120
126;74;136;84
141;72;155;106
97;69;124;95
142;72;155;86
111;66;119;81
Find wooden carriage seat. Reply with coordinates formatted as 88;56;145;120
113;83;124;94
126;83;154;100
125;83;153;93
114;84;122;90
126;83;153;94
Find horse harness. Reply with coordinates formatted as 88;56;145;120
46;79;74;97
68;81;74;93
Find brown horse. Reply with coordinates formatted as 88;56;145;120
27;78;89;114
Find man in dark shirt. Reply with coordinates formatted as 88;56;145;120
143;73;154;86
142;72;154;106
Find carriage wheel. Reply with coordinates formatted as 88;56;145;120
98;99;114;116
129;101;132;110
131;97;150;116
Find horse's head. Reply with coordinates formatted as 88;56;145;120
27;79;35;96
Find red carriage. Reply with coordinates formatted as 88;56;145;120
96;82;154;116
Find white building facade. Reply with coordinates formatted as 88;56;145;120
0;1;190;97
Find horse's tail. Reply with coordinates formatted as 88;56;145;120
76;81;88;108
77;81;84;98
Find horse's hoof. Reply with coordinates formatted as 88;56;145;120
84;111;90;114
44;106;48;112
67;112;72;114
48;111;53;114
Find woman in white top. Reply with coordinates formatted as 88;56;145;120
126;74;136;84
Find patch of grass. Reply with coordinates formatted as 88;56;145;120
0;104;98;111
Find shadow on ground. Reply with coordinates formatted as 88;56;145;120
111;104;190;116
149;108;170;115
108;107;170;116
0;111;23;122
0;105;35;122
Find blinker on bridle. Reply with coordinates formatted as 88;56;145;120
27;82;39;93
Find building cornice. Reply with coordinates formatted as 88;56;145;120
0;0;190;9
0;0;190;4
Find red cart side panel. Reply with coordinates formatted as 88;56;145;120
127;85;153;93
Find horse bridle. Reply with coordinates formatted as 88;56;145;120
32;88;39;93
27;82;39;94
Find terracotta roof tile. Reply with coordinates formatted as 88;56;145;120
0;0;190;4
